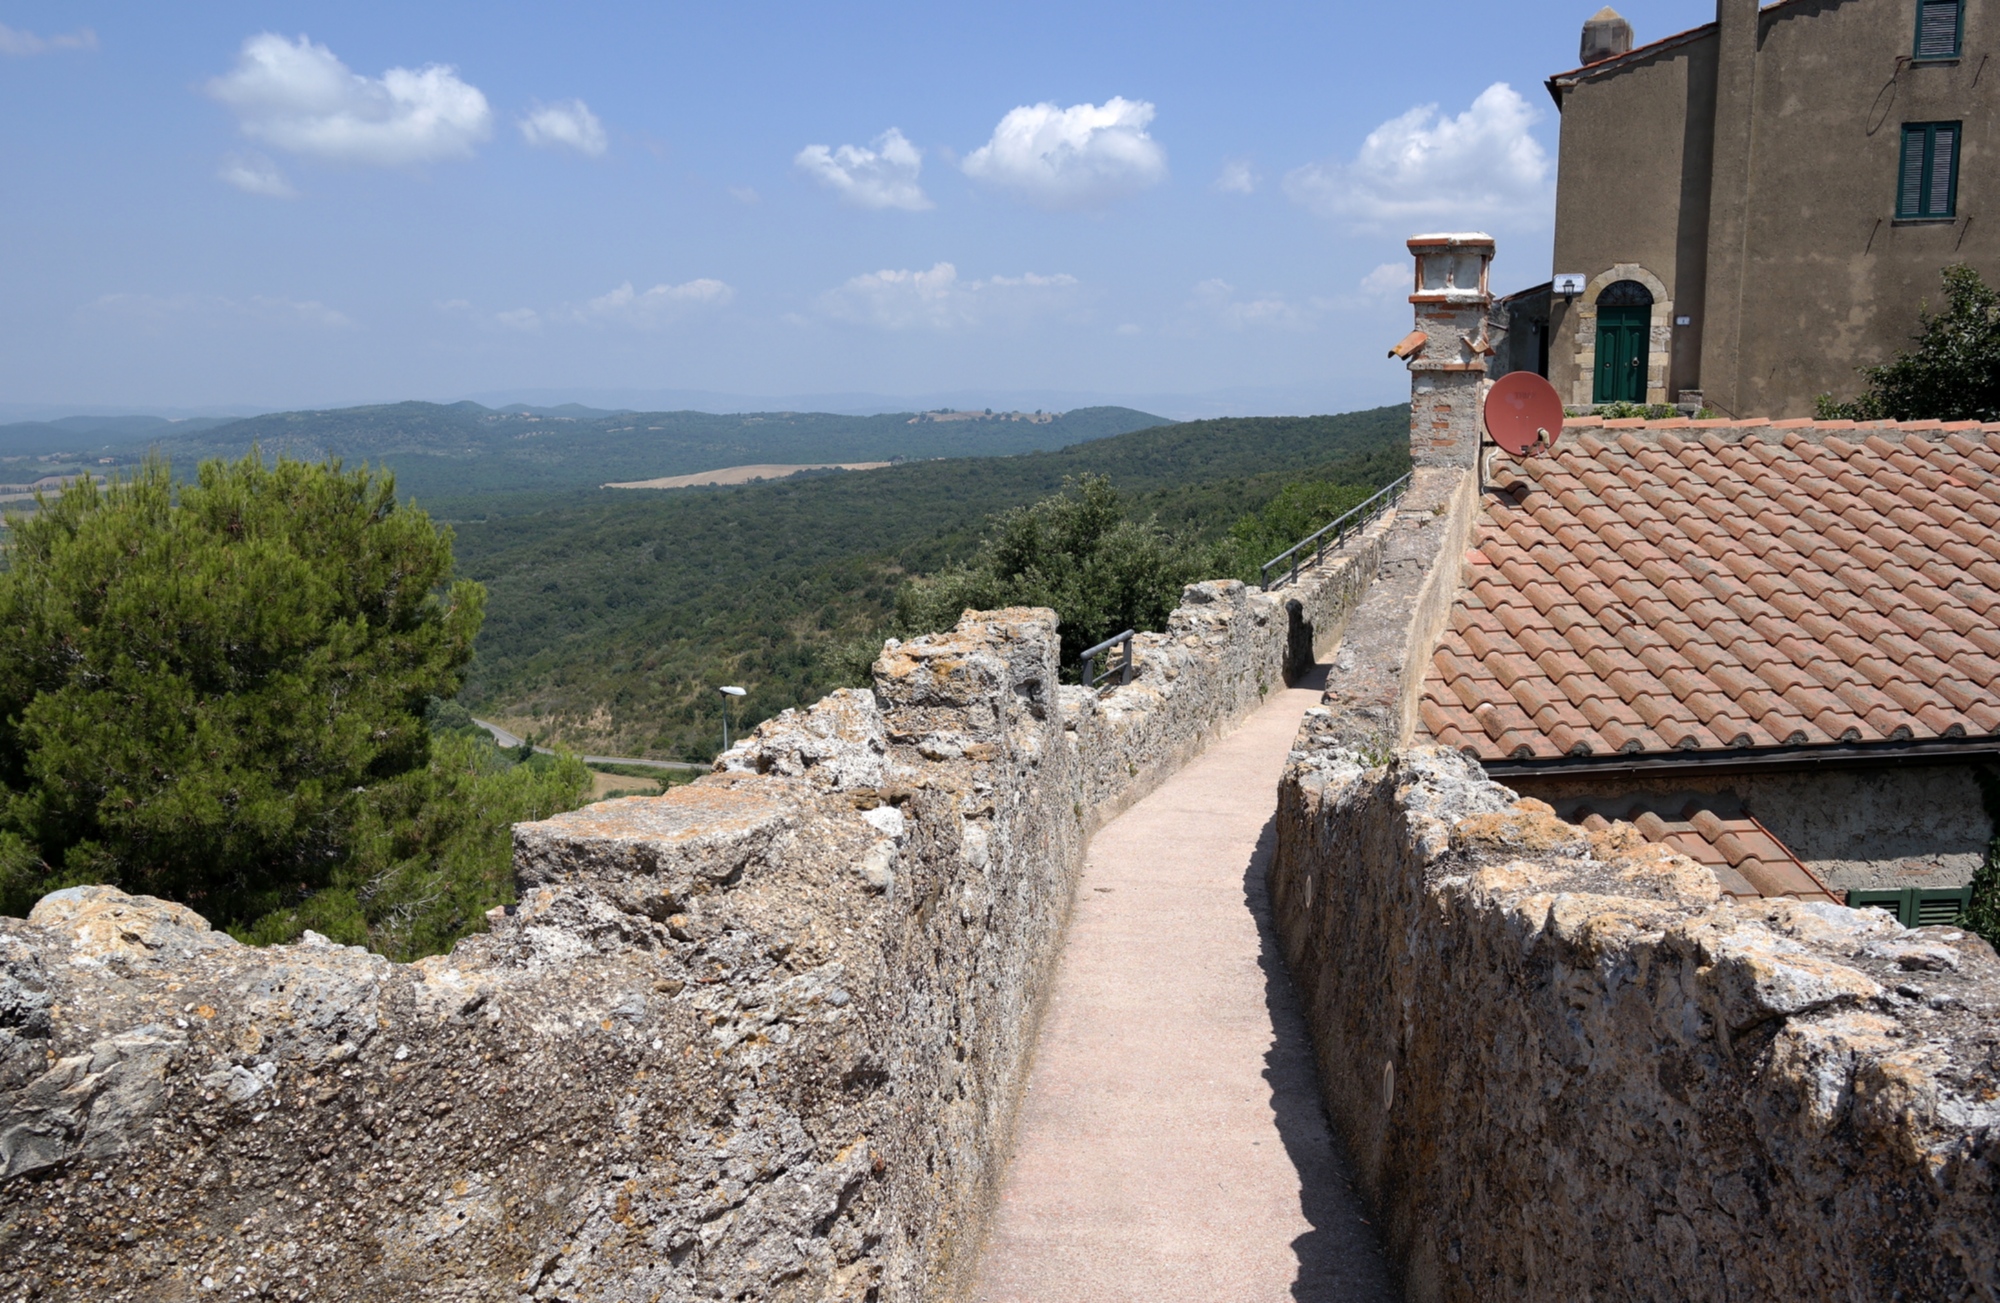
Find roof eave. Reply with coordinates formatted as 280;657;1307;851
1546;21;1718;97
1478;734;2000;781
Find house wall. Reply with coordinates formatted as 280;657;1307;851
1550;0;2000;417
1723;0;2000;417
1549;30;1717;406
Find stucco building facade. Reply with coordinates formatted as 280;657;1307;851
1534;0;1995;418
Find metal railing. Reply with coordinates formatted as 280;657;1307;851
1079;629;1137;689
1258;472;1413;591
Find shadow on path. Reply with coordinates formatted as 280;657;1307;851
1242;662;1400;1302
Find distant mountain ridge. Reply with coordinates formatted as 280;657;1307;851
0;401;1171;502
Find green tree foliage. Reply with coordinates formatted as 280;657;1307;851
1817;264;2000;421
1213;480;1376;583
0;453;585;959
1962;766;2000;953
241;724;589;960
895;476;1214;669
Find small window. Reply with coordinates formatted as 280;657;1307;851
1898;122;1960;218
1915;0;1962;59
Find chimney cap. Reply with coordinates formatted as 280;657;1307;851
1407;232;1495;250
1581;6;1634;65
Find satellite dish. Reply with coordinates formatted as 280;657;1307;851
1484;371;1565;457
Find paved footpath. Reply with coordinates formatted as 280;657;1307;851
970;670;1398;1303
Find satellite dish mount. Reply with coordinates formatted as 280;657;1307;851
1481;371;1565;488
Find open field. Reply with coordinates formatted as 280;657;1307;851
605;461;892;489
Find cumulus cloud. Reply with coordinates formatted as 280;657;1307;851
1284;83;1552;231
0;23;96;55
494;307;542;331
1212;159;1259;195
1359;262;1409;298
817;262;1077;330
961;97;1166;211
578;279;734;328
206;33;492;167
795;128;930;211
217;153;297;198
1189;279;1312;332
81;293;353;330
519;99;607;156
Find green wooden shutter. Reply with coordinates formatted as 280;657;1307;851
1916;0;1962;59
1928;124;1959;217
1845;886;1972;926
1899;123;1961;219
1899;127;1928;216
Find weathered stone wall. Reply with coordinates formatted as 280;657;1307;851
0;503;1396;1302
1;608;1081;1302
1271;744;2000;1300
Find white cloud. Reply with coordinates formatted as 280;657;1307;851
1212;159;1259;195
0;23;96;55
495;307;542;331
519;99;607;156
578;279;734;328
1359;262;1408;298
81;293;353;330
1190;279;1311;332
795;128;931;211
1284;82;1552;231
817;262;1077;331
961;97;1166;211
727;185;760;205
205;33;492;167
218;153;297;198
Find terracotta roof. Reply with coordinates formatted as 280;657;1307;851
1419;418;2000;762
1572;796;1837;903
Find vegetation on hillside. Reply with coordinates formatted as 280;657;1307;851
0;454;591;958
895;476;1214;670
449;407;1411;756
1817;264;2000;421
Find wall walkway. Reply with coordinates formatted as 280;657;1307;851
970;667;1394;1302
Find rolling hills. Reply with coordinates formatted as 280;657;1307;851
0;402;1169;502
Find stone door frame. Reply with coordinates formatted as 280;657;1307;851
1566;264;1673;407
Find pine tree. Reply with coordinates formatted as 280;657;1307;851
0;454;485;933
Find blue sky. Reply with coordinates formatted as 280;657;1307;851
0;1;1716;418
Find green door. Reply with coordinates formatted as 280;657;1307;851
1593;305;1649;404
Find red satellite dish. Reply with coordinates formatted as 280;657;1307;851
1484;371;1565;457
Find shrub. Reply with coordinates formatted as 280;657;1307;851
894;475;1211;672
1818;264;2000;421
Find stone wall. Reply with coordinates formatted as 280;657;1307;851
1271;743;2000;1300
0;505;1394;1301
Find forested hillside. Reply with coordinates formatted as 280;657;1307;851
452;406;1410;758
0;402;1168;502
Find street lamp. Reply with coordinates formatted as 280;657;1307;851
718;685;746;752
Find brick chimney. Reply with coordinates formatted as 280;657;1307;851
1580;7;1634;64
1391;232;1494;469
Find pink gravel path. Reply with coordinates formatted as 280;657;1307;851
969;670;1396;1302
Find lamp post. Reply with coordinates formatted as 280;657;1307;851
718;685;746;752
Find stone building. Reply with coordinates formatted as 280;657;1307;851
1519;0;1995;417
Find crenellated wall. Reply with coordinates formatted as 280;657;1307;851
0;509;1395;1302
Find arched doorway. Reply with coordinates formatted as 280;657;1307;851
1592;280;1653;404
